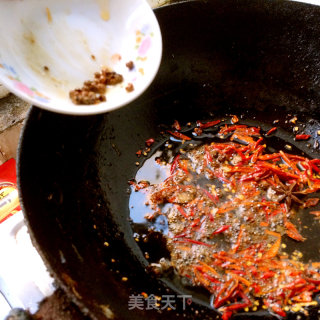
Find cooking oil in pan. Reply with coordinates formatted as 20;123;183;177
128;117;320;319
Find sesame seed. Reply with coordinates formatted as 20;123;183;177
292;306;301;312
285;144;292;150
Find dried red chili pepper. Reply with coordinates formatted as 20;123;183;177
270;304;286;318
145;138;155;147
221;311;233;320
200;187;219;204
167;130;191;141
240;168;269;182
204;145;213;165
207;169;232;185
310;159;320;165
231;225;244;254
265;127;277;136
285;221;305;241
258;153;280;161
309;161;320;173
310;211;320;217
231;115;239;124
214;279;239;308
253;137;264;150
282;278;307;291
305;277;320;284
174;238;212;247
303;198;319;208
172;120;181;131
260;271;276;279
219;125;248;134
235;148;247;162
193;127;203;136
170;154;180;175
251;282;261;294
176;205;189;219
212;225;231;236
190;218;201;228
279;150;301;176
173;232;189;239
295;134;311;140
262;230;281;259
179;159;189;174
197;119;221;129
256;161;300;180
251;145;265;163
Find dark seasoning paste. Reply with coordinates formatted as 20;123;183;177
129;115;320;320
69;61;135;105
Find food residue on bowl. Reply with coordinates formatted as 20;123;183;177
69;59;136;105
69;68;123;105
126;61;135;70
125;83;134;93
45;7;52;23
97;0;110;21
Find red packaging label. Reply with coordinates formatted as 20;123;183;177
0;158;20;224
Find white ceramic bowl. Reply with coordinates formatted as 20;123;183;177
0;0;162;115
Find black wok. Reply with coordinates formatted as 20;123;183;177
17;0;320;319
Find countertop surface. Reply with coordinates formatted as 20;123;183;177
0;86;29;166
